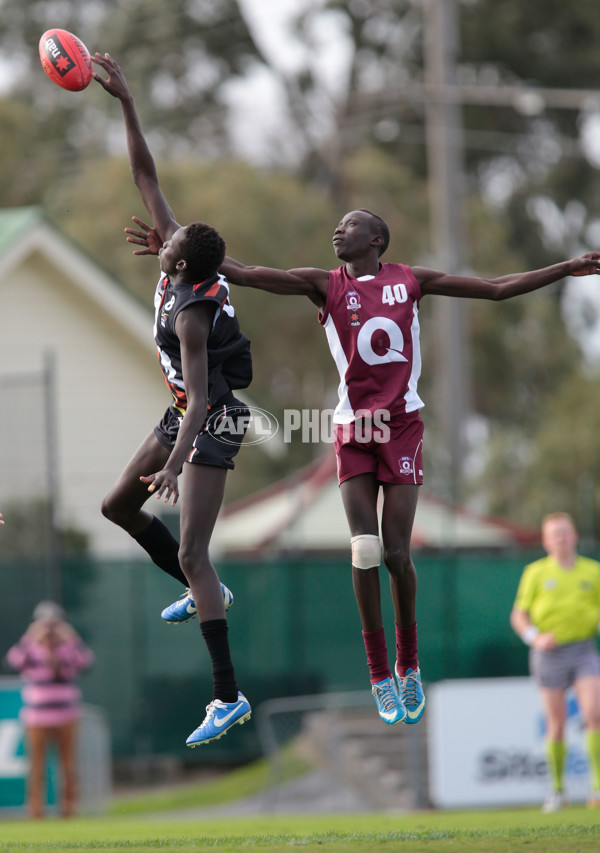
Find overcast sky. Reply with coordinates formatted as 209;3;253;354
226;0;352;164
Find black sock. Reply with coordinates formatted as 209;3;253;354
200;619;238;703
133;516;188;586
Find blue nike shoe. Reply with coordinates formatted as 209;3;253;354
371;676;406;725
186;693;252;747
395;664;426;724
161;583;234;624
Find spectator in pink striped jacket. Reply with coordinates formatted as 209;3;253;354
6;602;94;818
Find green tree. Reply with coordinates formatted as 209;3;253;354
478;372;600;538
3;0;599;525
0;0;266;202
0;497;89;559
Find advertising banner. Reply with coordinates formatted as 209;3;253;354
428;677;590;808
0;678;29;810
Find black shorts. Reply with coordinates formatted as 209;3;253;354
154;396;250;470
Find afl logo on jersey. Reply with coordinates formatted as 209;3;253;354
357;317;408;365
399;456;414;476
346;290;361;310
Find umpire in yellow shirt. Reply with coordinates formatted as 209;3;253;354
511;512;600;812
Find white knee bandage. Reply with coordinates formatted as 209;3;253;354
351;534;381;570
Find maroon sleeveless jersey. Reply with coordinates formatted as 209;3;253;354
319;263;424;423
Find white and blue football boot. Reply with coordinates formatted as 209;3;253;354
186;692;252;747
395;664;426;724
160;583;234;624
371;676;407;725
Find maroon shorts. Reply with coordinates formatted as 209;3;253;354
334;412;424;485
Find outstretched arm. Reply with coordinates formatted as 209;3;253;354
415;254;600;299
92;53;180;242
222;260;329;308
124;218;329;308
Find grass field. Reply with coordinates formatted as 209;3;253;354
1;804;599;852
1;754;599;852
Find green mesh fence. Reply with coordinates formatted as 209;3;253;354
1;548;597;764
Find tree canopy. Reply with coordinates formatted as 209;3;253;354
1;0;600;535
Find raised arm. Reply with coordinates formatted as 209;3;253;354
92;53;180;242
415;253;600;300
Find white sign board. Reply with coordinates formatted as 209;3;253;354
428;677;590;808
0;678;28;810
0;677;111;814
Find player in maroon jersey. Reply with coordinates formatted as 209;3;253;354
127;187;600;729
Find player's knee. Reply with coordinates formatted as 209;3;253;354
383;544;413;575
351;534;381;570
100;494;132;528
178;543;210;578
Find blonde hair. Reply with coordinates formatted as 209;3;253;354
541;511;576;531
32;600;64;622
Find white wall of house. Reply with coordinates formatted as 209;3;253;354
0;217;172;557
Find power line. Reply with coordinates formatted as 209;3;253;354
348;80;600;117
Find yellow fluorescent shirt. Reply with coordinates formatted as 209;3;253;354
513;555;600;645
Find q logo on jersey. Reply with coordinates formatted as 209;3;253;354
346;290;361;310
357;317;408;365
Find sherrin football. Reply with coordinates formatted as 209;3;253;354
39;29;92;91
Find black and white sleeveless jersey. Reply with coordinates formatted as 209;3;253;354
153;272;252;412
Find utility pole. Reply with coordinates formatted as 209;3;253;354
43;349;62;602
343;0;600;505
423;0;470;505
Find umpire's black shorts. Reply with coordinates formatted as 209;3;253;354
154;395;250;470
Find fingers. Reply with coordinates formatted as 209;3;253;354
125;222;152;254
131;216;151;232
91;55;109;74
126;218;153;250
139;475;178;504
582;252;600;271
91;53;125;92
152;485;179;506
126;234;153;255
93;52;116;69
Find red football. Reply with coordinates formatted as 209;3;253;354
39;29;92;92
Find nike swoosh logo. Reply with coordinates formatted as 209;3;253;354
185;602;197;614
214;707;242;727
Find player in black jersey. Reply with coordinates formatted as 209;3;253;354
93;53;252;746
